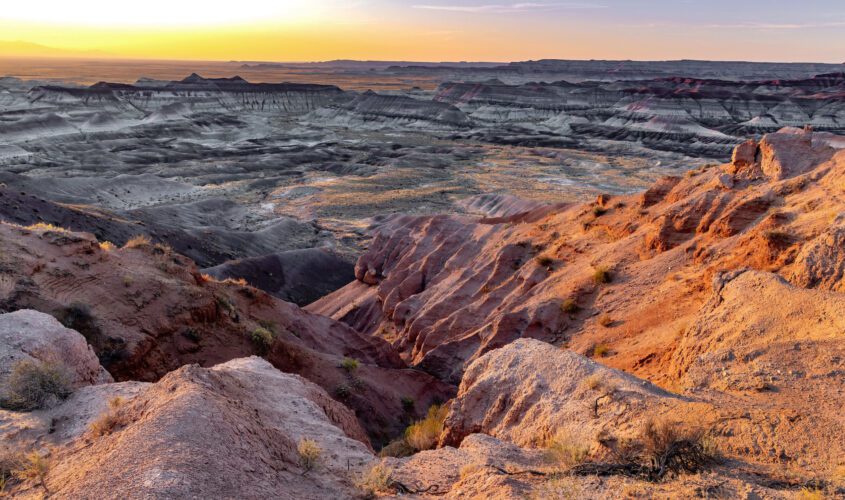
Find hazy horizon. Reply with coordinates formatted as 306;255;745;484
1;0;844;63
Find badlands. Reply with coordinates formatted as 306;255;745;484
1;59;845;498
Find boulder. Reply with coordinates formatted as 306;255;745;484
0;309;112;390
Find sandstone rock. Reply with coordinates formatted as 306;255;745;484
729;139;758;172
789;222;845;291
23;357;374;499
0;309;112;391
759;130;834;180
440;339;685;448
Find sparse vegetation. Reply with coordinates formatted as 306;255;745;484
639;419;716;478
581;373;605;392
536;254;555;267
340;357;360;372
89;396;129;437
122;275;133;287
26;222;66;233
14;451;49;490
459;463;486;479
1;360;72;411
378;438;415;458
592;343;611;358
545;430;591;468
99;241;116;252
592;265;612;284
796;487;826;500
598;314;613;327
531;474;583;500
251;327;275;354
297;438;321;474
592;206;608;217
123;234;151;249
401;396;415;412
334;384;351;400
405;404;448;452
356;460;393;496
561;298;579;314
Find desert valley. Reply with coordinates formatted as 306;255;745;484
1;20;845;500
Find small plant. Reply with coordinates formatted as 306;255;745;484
796;488;826;500
598;314;613;327
459;463;486;479
26;222;66;233
356;460;393;495
400;396;415;412
14;451;49;489
405;404;448;452
1;360;72;411
251;327;275;354
122;275;133;287
536;254;555;267
592;265;612;284
123;234;151;249
334;384;351;400
340;357;360;372
544;430;590;468
531;474;582;500
378;438;415;458
89;396;128;437
561;298;579;314
592;206;608;217
592;343;611;358
99;241;116;252
639;419;716;478
297;438;321;474
582;373;604;391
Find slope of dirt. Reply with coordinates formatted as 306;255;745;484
0;222;453;444
7;357;374;499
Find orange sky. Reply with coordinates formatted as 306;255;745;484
1;1;844;63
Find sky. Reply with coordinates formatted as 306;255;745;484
0;0;843;63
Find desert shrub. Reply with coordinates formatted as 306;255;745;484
459;463;486;479
545;430;590;468
581;373;604;391
251;327;275;354
639;419;715;478
297;438;321;474
592;265;612;284
99;241;116;252
536;255;555;267
334;384;351;400
405;404;448;452
356;460;393;495
592;206;608;217
0;450;19;493
26;222;66;233
561;298;579;314
340;357;360;372
13;451;49;489
1;360;72;411
531;474;583;500
598;314;613;327
592;343;611;358
378;438;415;458
123;234;151;249
796;488;826;500
400;396;415;412
89;396;128;437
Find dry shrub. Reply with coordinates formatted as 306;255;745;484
592;265;612;284
26;222;66;233
356;460;393;495
639;419;715;478
1;360;72;411
297;438;321;474
14;451;49;489
89;396;129;437
251;327;275;354
545;430;590;468
598;314;613;327
99;241;116;252
593;343;611;358
531;473;583;500
796;488;826;500
340;357;360;372
561;298;579;314
379;438;415;458
405;404;448;451
123;234;151;249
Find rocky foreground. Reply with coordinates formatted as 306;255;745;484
2;128;845;498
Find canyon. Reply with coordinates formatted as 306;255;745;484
1;59;845;498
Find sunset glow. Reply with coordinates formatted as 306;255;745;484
1;0;844;62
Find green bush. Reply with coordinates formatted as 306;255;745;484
340;357;360;372
251;327;275;354
1;360;72;411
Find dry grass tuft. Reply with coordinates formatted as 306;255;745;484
340;357;360;372
89;396;130;437
592;343;611;358
251;327;275;354
297;438;321;474
561;298;579;314
592;265;612;284
598;314;613;327
356;460;393;496
99;241;116;252
123;234;151;249
26;222;66;233
1;360;72;411
405;404;448;452
545;430;591;468
378;438;415;458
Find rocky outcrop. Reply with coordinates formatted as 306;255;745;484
440;339;686;448
0;309;112;390
0;222;453;444
8;357;374;499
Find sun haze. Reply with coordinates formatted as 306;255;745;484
1;0;844;62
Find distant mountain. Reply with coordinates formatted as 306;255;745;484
0;40;110;58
